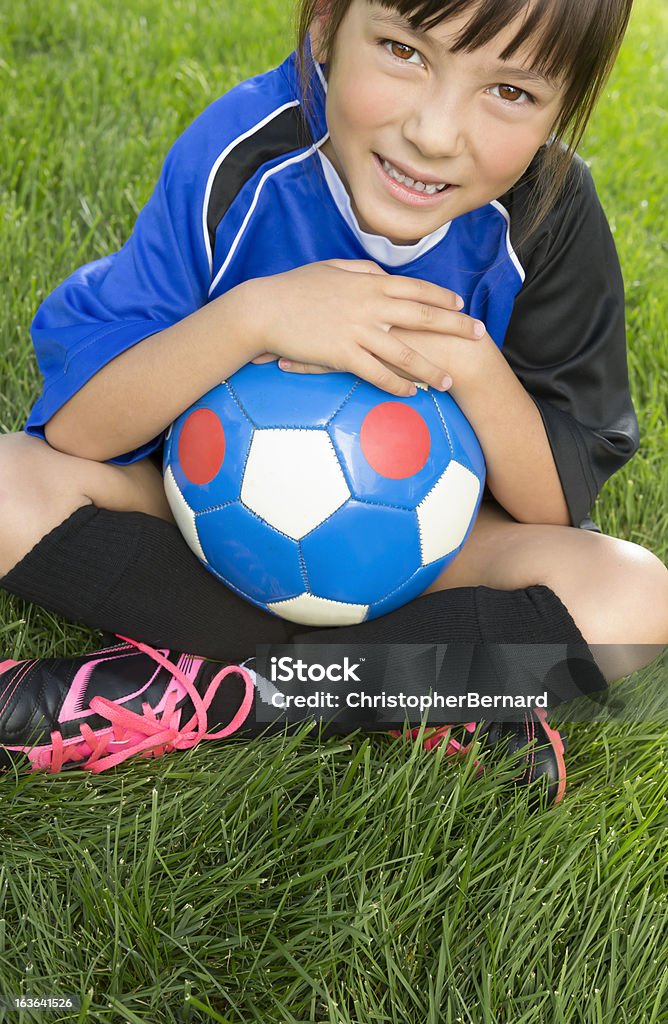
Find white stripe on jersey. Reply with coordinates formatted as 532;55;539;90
208;130;329;297
490;200;526;283
202;99;303;277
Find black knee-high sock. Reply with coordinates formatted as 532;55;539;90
290;584;607;705
1;507;606;697
2;506;295;658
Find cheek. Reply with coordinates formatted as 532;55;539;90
328;76;397;137
476;131;545;188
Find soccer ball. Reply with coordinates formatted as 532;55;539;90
163;361;485;627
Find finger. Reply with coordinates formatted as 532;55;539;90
278;359;334;374
251;353;280;364
345;346;421;398
383;274;465;312
375;354;454;390
368;330;453;393
323;258;389;276
384;300;486;340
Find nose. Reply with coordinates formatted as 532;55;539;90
402;83;467;160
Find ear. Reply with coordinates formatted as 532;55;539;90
309;5;331;64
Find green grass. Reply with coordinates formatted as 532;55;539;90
0;0;667;1021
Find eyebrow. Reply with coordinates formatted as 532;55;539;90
369;8;560;90
485;65;560;89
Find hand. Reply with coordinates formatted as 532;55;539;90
246;259;486;397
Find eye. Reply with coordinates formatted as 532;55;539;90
381;39;424;66
490;83;534;105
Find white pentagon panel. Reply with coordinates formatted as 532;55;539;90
268;593;369;626
417;461;482;563
164;467;207;562
241;428;350;540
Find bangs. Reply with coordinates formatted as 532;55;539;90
375;0;605;87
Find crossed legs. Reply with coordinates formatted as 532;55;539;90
2;432;667;685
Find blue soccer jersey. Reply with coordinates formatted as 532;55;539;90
25;46;638;527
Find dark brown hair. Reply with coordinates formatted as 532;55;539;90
295;0;633;235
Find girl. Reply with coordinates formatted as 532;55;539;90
1;0;666;801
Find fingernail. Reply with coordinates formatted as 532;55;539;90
279;359;291;369
455;295;465;310
473;321;486;338
441;375;452;390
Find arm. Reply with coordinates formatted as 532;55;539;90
499;156;639;527
42;261;470;463
45;283;259;462
446;335;570;525
26;108;232;465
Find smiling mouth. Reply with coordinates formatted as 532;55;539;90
372;154;456;204
377;154;452;194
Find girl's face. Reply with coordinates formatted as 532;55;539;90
313;0;567;244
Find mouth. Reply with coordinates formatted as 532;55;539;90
374;153;457;202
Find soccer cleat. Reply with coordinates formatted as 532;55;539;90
0;637;253;774
478;709;567;806
391;709;566;805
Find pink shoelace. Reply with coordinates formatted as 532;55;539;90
389;722;478;755
390;723;485;777
46;637;254;774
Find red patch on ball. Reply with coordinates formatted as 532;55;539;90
178;409;226;485
360;402;431;479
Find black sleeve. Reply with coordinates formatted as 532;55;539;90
501;154;639;528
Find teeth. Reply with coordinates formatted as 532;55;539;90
382;158;447;193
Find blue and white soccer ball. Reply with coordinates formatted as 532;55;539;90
163;361;485;627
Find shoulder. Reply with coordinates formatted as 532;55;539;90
500;147;607;269
161;53;309;190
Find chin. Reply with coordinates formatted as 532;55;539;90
373;222;429;245
388;233;421;245
355;211;420;244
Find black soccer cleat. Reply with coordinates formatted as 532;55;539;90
479;708;567;805
0;637;253;773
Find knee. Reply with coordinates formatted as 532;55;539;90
0;433;42;575
598;537;668;645
0;432;52;507
0;433;30;508
0;432;91;578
